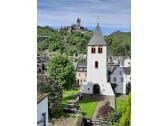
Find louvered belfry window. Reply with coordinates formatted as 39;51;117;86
91;47;96;53
98;46;102;53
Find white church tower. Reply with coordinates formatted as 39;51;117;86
81;23;115;96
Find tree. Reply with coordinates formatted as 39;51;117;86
47;53;76;89
37;75;63;119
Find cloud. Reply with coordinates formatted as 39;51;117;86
37;0;131;34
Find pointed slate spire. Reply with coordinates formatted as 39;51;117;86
88;23;107;46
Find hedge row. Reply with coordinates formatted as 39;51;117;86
118;93;131;126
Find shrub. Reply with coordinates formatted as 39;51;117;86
118;93;131;126
108;111;122;125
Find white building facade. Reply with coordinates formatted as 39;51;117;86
76;63;87;85
37;93;48;126
109;57;131;94
81;23;115;96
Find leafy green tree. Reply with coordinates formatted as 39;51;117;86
37;75;63;119
47;53;76;89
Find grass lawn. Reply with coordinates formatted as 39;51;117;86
60;89;98;118
116;95;129;112
79;98;98;118
62;89;80;104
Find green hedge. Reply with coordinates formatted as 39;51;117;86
118;93;131;126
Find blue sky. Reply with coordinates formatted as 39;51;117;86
38;0;131;35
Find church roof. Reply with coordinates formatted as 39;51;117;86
88;23;107;46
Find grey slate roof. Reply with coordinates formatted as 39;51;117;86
88;23;107;46
76;63;87;72
123;67;131;75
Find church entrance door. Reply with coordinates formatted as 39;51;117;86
93;84;100;95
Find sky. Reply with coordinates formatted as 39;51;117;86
38;0;131;35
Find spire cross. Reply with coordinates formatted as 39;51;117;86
98;16;99;23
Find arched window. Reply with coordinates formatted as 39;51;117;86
91;47;96;53
98;46;103;53
95;61;98;68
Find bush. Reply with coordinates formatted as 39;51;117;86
108;94;131;126
108;111;122;125
118;93;131;126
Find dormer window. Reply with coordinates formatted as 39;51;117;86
91;47;96;53
98;46;103;53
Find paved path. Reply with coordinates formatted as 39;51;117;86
92;95;115;119
92;97;106;119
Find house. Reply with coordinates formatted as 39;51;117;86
37;93;49;126
108;57;131;94
76;63;87;86
81;23;115;96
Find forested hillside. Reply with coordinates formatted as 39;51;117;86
105;31;131;56
37;26;131;56
37;26;91;55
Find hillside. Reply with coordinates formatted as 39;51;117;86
37;26;91;55
37;26;56;36
105;31;131;56
37;26;131;56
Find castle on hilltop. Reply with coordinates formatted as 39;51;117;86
60;18;91;33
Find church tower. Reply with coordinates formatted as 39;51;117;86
87;23;108;85
81;23;115;96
